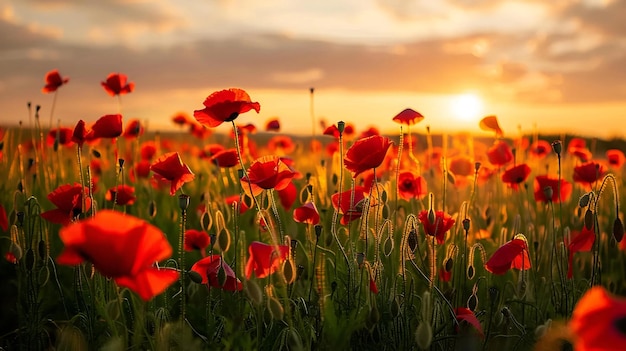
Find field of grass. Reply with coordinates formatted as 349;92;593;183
1;76;626;350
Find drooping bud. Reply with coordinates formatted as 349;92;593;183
408;229;418;253
283;259;296;284
217;229;231;252
178;194;190;211
551;140;562;156
462;218;470;232
356;252;365;268
578;193;591;208
584;209;594;230
188;270;203;284
244;280;264;306
314;225;323;239
267;296;284;321
543;186;553;202
415;321;433;350
613;217;624;243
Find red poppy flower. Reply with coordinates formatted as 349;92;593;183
237;123;257;135
358;126;380;139
105;185;136;206
323;125;341;138
573;162;604;187
277;182;297;210
189;122;212;139
484;236;531;274
567;138;586;153
57;210;178;301
42;69;69;93
570;287;626;351
398;171;427;200
325;141;339;156
190;255;242;291
89;114;123;139
210;149;239;168
369;276;379;294
5;252;17;264
245;241;290;279
225;194;250;214
241;156;295;195
172;112;191;126
90;159;103;176
198;144;224;159
529;140;552;159
72;120;90;147
439;267;451;282
566;225;595;279
487;140;513;166
533;175;572;203
607;149;626;168
101;73;135;96
123;119;144;139
41;183;91;226
448;156;475;177
344;135;393;178
0;204;8;232
392;108;424;126
501;164;531;189
140;141;157;160
267;135;295;154
194;88;261;128
150;152;195;196
479;115;503;137
332;186;367;225
132;160;151;180
293;201;320;225
47;127;74;147
455;308;484;337
184;229;210;252
265;118;280;131
418;210;456;244
343;123;355;138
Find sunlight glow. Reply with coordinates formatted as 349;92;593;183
450;93;484;122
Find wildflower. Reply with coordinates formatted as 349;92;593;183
479;115;503;137
101;73;134;96
484;235;531;274
210;149;239;168
607;149;626;168
225;194;250;214
150;152;195;196
265;118;280;131
194;88;260;128
277;182;297;210
140;141;157;160
41;183;91;226
570;287;626;350
267;135;295;154
90;114;123;139
241;156;295;196
501;164;531;189
47;127;74;147
529;140;552;159
131;160;151;180
533;175;572;203
344;135;393;178
42;69;69;93
397;171;427;200
486;140;513;166
184;229;210;252
573;162;605;187
190;255;242;291
392;108;424;126
172;112;191;126
455;308;484;337
331;186;367;225
293;201;320;225
566;225;595;279
57;210;179;301
323;124;341;138
245;241;290;279
122;119;144;139
449;156;475;177
105;185;136;206
369;276;379;294
72;120;90;147
418;210;455;244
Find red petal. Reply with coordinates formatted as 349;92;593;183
115;268;179;301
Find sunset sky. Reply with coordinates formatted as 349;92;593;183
1;0;625;139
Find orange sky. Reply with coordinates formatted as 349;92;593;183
1;0;626;139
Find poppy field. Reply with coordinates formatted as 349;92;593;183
2;70;626;351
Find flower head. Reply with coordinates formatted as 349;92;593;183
418;210;455;244
293;201;320;225
184;229;211;252
487;140;513;167
194;88;260;128
150;152;195;195
344;135;393;178
41;183;91;226
245;241;290;279
392;108;424;126
101;73;135;96
501;164;531;189
42;69;69;93
241;156;295;196
484;235;531;274
190;255;242;291
570;287;626;350
105;185;136;206
57;210;179;301
533;175;572;203
398;171;427;200
331;186;367;225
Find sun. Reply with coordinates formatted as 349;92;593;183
450;93;484;122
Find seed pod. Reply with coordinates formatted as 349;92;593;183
92;149;101;158
462;218;470;232
178;194;190;211
614;217;624;243
244;280;263;306
337;121;345;134
368;304;380;325
551;140;562;155
444;258;454;272
39;265;50;285
356;252;365;268
408;229;418;253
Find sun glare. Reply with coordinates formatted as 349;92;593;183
450;93;484;122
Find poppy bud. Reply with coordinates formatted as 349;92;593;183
584;209;594;230
551;140;562;155
314;225;323;239
613;217;624;243
428;209;435;225
148;200;157;218
444;258;454;272
543;186;553;202
447;172;456;185
36;104;41;113
217;229;231;252
421;291;432;321
9;241;23;261
0;141;3;151
474;162;481;172
92;149;101;158
178;194;190;211
368;304;380;326
267;296;284;321
188;270;203;284
217;264;227;287
462;218;470;232
118;158;125;168
408;229;418;252
337;121;345;134
287;328;303;351
290;239;298;256
245;280;264;306
467;294;478;311
356;252;365;268
25;248;35;271
283;259;296;284
415;321;433;350
38;239;47;261
579;193;591;208
17;181;23;193
467;265;475;280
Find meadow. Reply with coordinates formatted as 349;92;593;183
1;71;626;350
